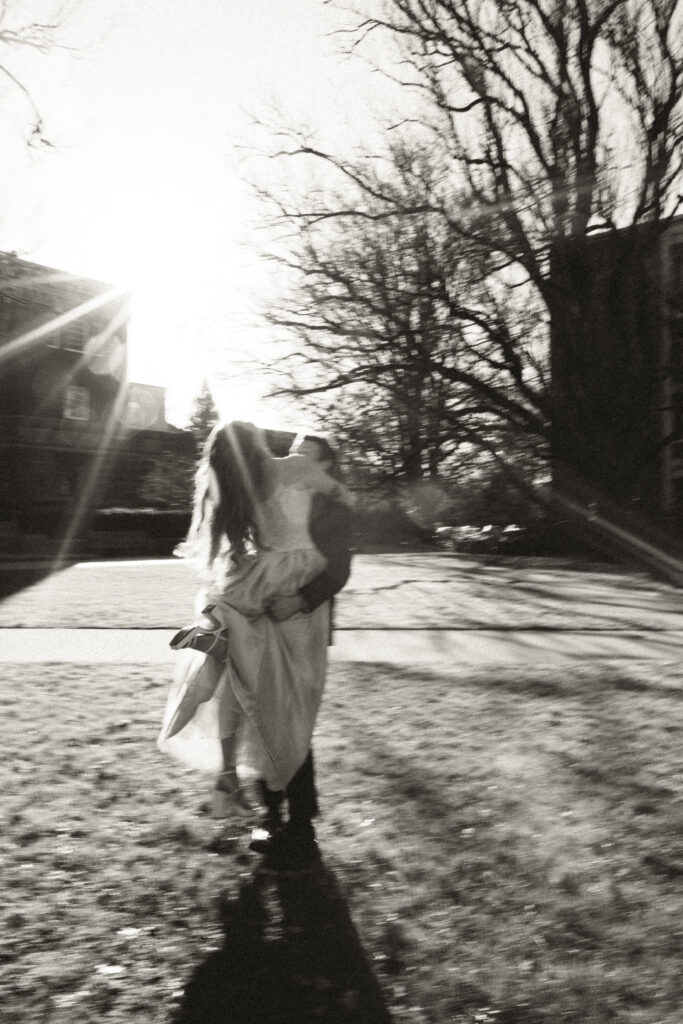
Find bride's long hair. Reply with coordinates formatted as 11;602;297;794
180;421;271;570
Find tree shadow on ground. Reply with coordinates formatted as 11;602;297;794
173;858;393;1024
0;562;73;601
346;663;683;857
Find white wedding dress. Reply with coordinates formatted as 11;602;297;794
158;468;330;791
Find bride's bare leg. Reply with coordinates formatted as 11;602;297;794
216;684;240;780
211;734;255;818
219;735;238;775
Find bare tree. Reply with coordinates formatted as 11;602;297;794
0;1;81;147
257;0;683;502
265;145;492;483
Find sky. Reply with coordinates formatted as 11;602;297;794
0;0;400;426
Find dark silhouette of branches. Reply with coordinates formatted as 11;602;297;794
253;0;682;494
0;1;81;147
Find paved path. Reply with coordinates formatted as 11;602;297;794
1;553;681;666
1;624;681;665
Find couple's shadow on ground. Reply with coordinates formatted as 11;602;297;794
173;855;393;1024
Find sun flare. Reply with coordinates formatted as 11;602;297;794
36;150;268;426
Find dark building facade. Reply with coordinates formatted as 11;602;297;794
550;215;683;535
0;253;193;552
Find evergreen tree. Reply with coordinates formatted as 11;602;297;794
188;380;219;453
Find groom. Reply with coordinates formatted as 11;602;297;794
251;432;352;867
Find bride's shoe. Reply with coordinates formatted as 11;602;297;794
170;618;229;659
211;770;256;819
170;624;204;648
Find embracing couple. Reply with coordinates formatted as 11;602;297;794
158;422;352;869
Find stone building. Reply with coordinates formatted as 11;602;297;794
0;252;193;554
550;215;683;535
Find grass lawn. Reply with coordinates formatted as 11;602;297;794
3;656;683;1023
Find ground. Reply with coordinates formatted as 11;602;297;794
2;554;683;1023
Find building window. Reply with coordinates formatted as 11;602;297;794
0;292;13;334
672;391;683;441
670;243;683;313
671;476;683;514
62;320;86;351
63;385;90;421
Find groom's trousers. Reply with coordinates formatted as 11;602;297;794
261;750;318;823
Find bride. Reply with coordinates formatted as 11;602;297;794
157;420;348;816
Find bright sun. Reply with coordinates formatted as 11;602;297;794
35;147;271;427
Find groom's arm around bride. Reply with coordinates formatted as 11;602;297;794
265;487;352;629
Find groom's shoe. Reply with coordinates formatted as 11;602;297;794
253;821;320;871
248;811;284;854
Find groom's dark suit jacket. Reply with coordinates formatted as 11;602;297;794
300;492;352;638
